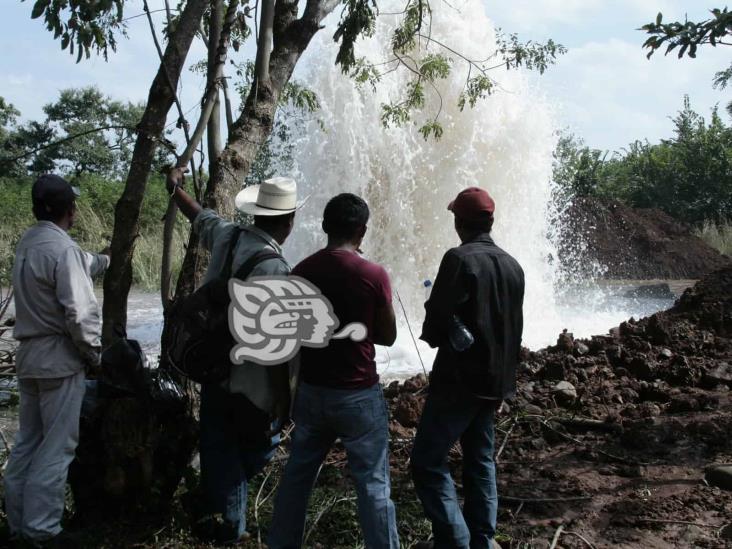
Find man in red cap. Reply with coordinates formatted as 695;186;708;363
411;187;525;549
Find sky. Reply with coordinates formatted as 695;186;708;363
1;0;730;152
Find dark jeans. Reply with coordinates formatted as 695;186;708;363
268;382;399;549
411;385;499;549
199;383;279;544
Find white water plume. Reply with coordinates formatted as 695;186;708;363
283;0;559;367
280;0;668;377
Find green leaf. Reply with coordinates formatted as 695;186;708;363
31;0;49;19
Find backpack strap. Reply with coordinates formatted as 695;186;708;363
221;227;244;279
232;248;283;281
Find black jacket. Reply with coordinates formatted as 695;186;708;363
421;233;525;399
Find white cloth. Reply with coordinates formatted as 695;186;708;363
12;221;109;378
193;209;294;416
4;371;86;541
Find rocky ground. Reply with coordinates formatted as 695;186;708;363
384;265;732;548
1;268;731;548
558;197;731;279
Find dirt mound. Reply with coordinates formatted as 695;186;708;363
560;197;731;279
385;265;732;547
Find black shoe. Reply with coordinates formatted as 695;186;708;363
414;541;434;549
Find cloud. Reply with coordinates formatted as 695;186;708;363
538;37;730;150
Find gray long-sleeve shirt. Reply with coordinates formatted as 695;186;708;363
12;221;109;379
194;209;293;417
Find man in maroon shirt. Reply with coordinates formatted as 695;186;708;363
268;193;400;549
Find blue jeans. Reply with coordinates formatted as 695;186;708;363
268;382;399;549
199;383;279;543
411;385;499;549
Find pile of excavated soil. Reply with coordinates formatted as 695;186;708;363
385;265;732;547
558;197;731;279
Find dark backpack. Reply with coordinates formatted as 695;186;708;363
166;229;282;384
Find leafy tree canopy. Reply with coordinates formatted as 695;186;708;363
27;0;565;141
0;86;171;179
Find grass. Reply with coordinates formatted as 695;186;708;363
0;175;189;291
694;220;732;256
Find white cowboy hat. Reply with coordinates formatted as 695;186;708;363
234;177;309;216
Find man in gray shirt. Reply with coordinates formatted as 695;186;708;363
166;167;306;545
5;174;109;545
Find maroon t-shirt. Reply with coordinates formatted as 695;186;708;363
293;248;392;390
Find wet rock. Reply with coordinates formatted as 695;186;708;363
541;359;565;381
393;393;424;428
623;283;674;299
605;345;624;368
556;330;574;352
658;348;673;359
575;342;590;356
704;464;732;491
552;381;577;403
703;362;732;387
383;381;400;399
401;374;427;393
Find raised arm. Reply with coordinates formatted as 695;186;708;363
166;167;203;222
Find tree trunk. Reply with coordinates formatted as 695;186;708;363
206;0;340;215
102;0;208;344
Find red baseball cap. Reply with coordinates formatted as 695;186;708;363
447;187;495;222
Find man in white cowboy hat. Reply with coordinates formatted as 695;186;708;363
166;167;306;545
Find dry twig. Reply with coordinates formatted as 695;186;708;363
549;524;564;549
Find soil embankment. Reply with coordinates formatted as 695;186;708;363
386;265;732;547
559;197;731;279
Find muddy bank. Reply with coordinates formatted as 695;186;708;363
559;197;731;279
386;265;732;547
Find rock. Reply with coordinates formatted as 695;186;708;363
637;402;661;417
552;381;577;402
704;362;732;387
720;523;732;541
623;283;674;299
401;374;427;393
556;330;574;352
705;464;732;491
605;345;624;368
388;420;413;439
575;342;590;356
393;393;424;428
523;403;543;415
383;381;400;399
628;356;655;380
658;348;673;359
541;360;565;381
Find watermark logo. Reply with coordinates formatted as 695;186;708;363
228;276;367;365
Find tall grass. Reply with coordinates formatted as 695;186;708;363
0;175;191;291
694;220;732;257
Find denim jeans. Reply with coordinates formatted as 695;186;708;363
411;385;499;549
268;382;399;549
199;383;279;544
